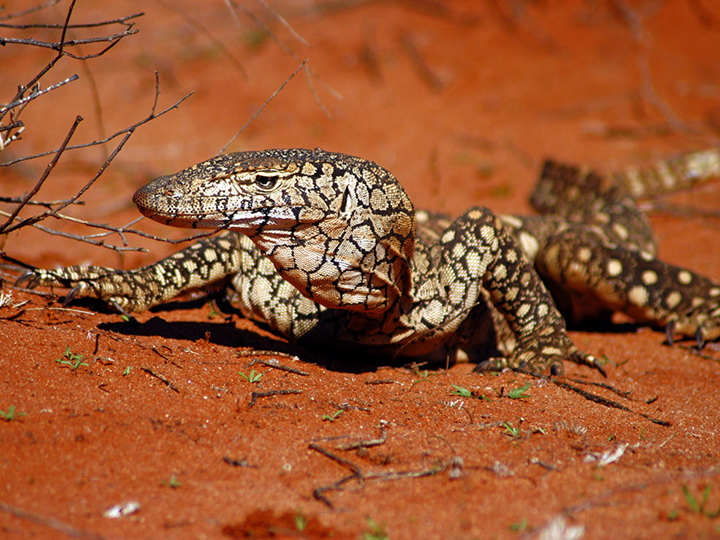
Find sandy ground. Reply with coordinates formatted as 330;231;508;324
2;1;720;538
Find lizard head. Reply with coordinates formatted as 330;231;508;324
133;148;416;315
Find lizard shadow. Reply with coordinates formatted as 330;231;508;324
95;299;390;374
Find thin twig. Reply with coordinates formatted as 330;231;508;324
141;366;180;393
0;29;138;55
245;358;310;376
0;0;62;21
0;74;79;113
309;443;363;475
0;501;106;540
220;60;306;154
336;427;387;451
0;12;143;29
154;0;247;79
0;116;83;233
0;196;84;207
1;128;134;235
248;389;302;408
255;0;310;46
400;32;445;92
638;56;692;134
1;81;193;167
309;441;449;508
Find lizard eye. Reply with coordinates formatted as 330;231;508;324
254;172;279;190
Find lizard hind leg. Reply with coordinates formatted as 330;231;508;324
534;227;720;345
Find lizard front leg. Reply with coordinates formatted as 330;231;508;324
17;232;242;313
443;207;597;375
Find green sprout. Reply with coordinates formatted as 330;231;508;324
321;410;343;422
55;346;88;370
293;512;307;532
162;474;182;489
411;369;431;387
0;406;26;422
682;484;720;518
363;517;388;540
238;368;262;383
508;382;531;399
502;422;521;438
450;385;473;397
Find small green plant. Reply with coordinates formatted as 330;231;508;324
682;484;720;517
450;385;472;397
508;382;531;399
55;346;89;370
321;409;343;422
598;354;612;365
293;512;307;532
363;517;388;540
0;406;26;422
238;368;262;383
449;385;492;401
162;474;182;489
510;519;528;532
120;314;131;323
502;422;521;438
411;369;431;387
122;366;131;376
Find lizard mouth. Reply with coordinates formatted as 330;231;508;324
133;182;332;231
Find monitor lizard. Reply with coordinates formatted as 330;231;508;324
18;148;720;376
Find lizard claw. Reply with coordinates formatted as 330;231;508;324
665;320;676;346
15;271;40;289
550;362;564;376
64;283;85;306
695;326;705;350
473;358;504;373
590;358;607;378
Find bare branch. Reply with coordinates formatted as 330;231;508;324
0;5;191;255
0;29;140;54
0;12;143;30
0;116;83;233
220;60;306;154
154;0;248;79
254;0;310;46
0;74;79;113
3;129;139;236
0;197;84;207
227;0;341;111
1;84;193;167
0;0;62;22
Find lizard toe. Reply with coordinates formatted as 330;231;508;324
473;358;506;373
15;271;41;289
550;362;565;376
